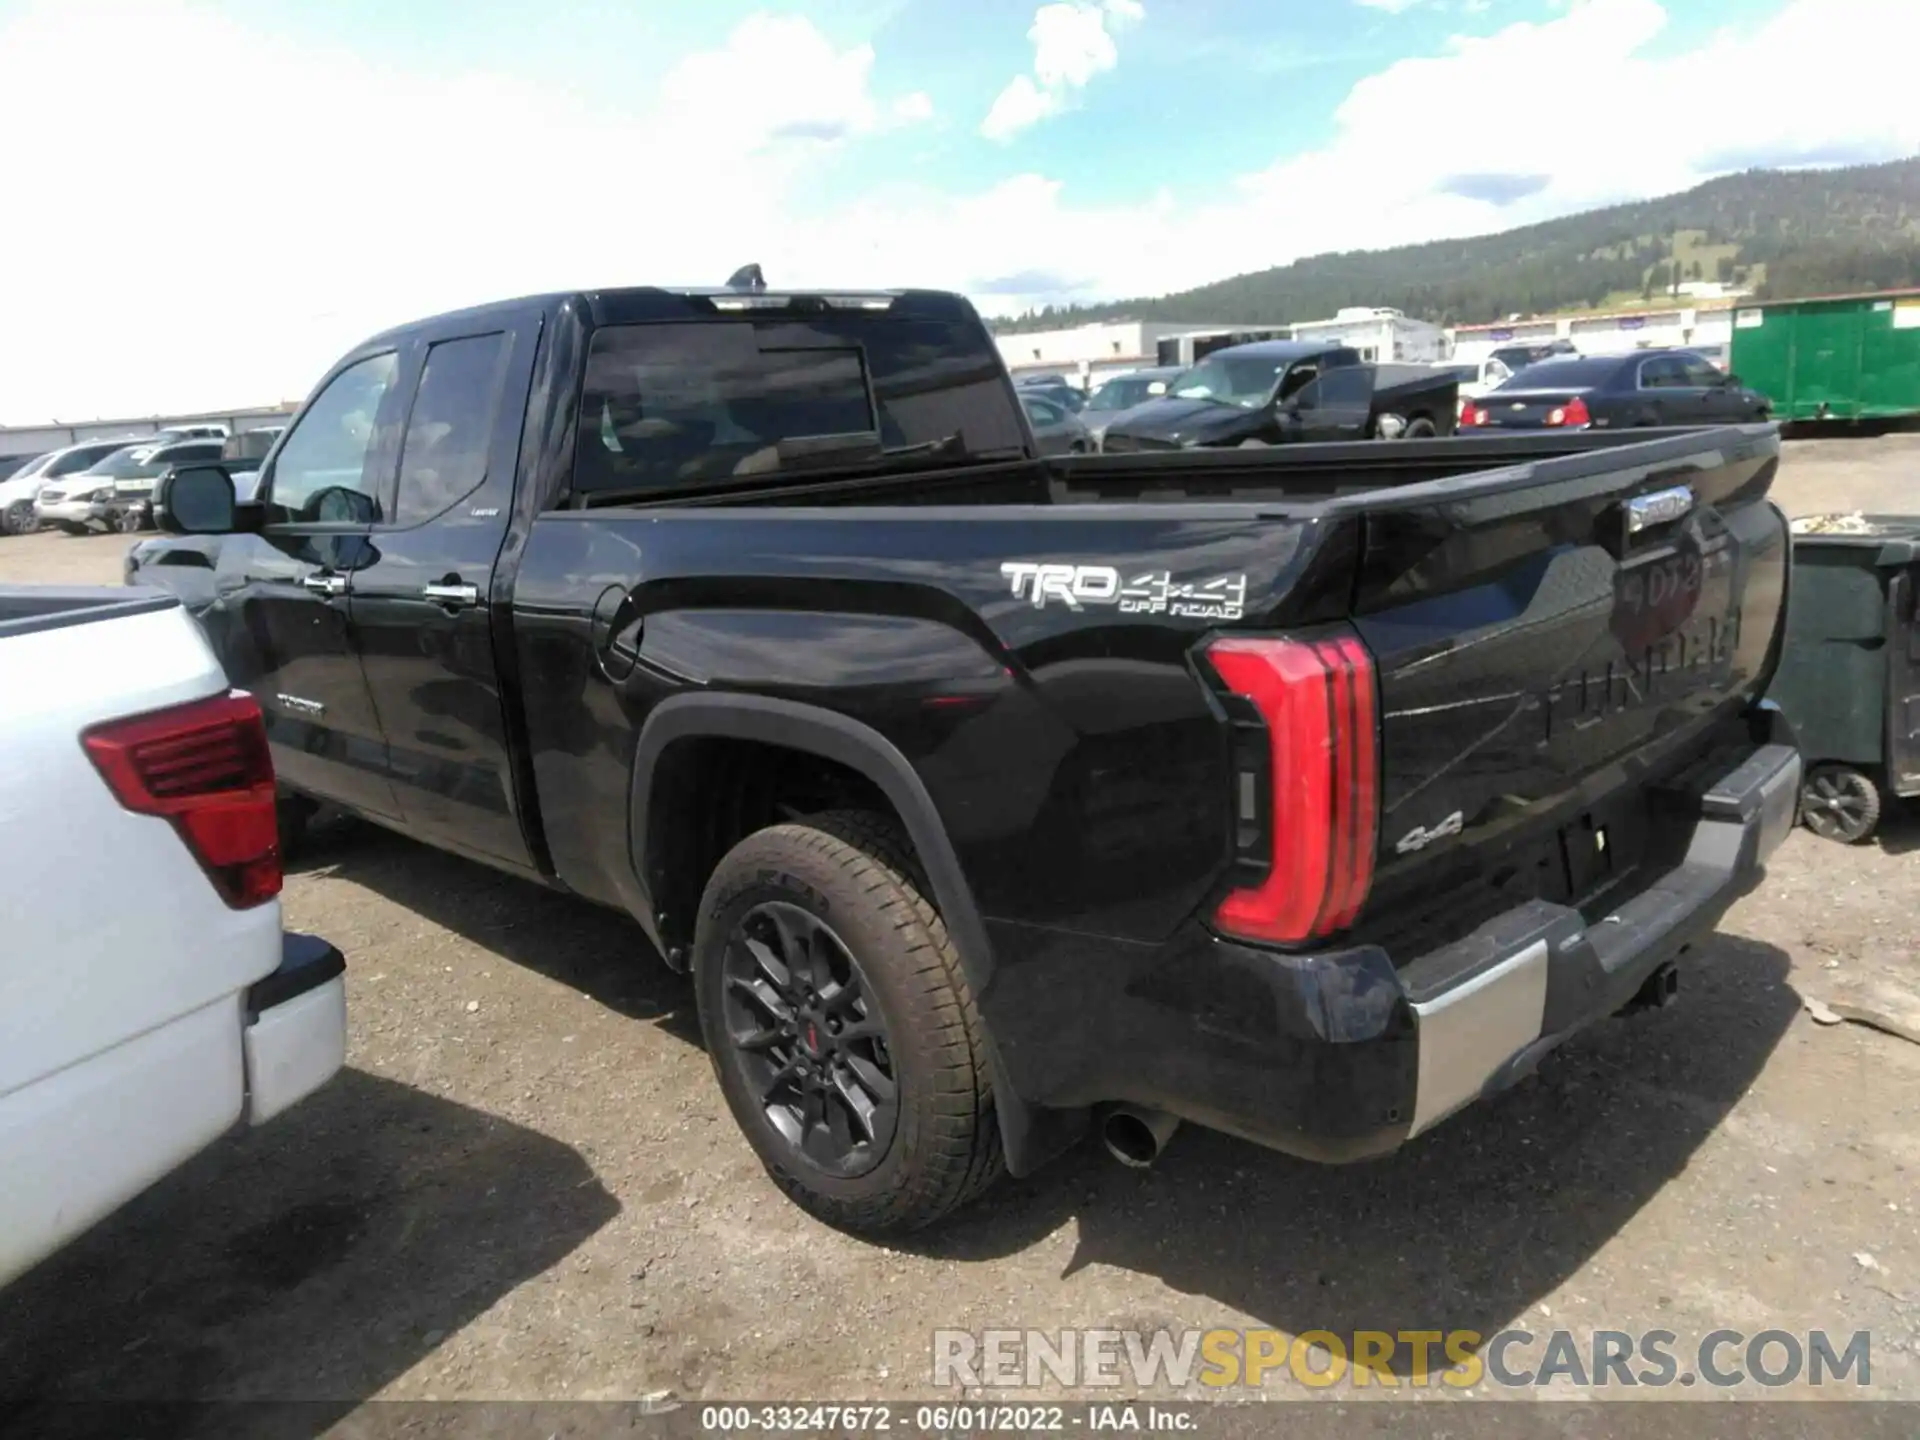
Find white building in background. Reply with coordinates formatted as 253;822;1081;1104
1450;302;1736;365
0;403;299;467
1289;307;1449;363
994;320;1273;388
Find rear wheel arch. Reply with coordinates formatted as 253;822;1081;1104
628;694;1071;1177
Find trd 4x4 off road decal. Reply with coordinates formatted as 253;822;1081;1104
1000;562;1248;620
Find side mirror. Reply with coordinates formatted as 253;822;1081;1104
156;465;237;534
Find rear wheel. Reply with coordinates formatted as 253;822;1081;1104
1801;764;1881;844
693;810;1003;1233
1402;416;1438;439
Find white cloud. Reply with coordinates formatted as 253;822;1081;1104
2;0;1918;421
0;1;930;422
1354;0;1427;12
980;0;1144;141
981;75;1058;140
891;91;936;125
960;0;1920;312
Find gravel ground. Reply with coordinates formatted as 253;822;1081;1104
3;433;1919;1417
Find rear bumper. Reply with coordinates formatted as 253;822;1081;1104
981;714;1799;1164
242;933;347;1126
34;497;112;525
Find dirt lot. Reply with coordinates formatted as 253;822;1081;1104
4;434;1920;1417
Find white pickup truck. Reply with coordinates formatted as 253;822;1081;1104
0;585;347;1289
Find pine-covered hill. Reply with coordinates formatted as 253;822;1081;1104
993;157;1920;334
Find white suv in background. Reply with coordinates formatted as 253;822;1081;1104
0;439;147;536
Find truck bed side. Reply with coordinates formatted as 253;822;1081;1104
511;426;1785;948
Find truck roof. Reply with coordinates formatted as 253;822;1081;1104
360;285;983;347
1203;338;1349;362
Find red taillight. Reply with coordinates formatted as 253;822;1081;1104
1546;396;1591;428
83;691;281;908
1205;632;1379;945
1460;402;1488;427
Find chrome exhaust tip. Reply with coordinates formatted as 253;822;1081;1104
1100;1105;1181;1168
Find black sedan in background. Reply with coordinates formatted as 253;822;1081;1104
1460;349;1771;431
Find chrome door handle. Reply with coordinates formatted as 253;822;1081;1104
300;573;346;597
422;582;480;608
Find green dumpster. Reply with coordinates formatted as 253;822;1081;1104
1730;289;1920;423
1767;517;1920;841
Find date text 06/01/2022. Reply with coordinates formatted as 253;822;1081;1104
698;1404;1197;1432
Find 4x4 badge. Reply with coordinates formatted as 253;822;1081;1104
1395;811;1463;854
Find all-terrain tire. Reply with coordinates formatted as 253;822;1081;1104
693;809;1003;1232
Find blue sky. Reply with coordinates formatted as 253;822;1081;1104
0;0;1914;420
167;0;1793;209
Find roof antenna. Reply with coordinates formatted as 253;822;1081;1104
726;263;767;293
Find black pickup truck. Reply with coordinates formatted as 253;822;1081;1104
1100;339;1460;450
146;277;1800;1234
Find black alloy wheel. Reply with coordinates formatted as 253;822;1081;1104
719;900;898;1178
693;811;1004;1232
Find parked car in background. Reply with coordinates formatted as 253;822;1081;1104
1436;355;1515;403
1089;367;1184;413
146;423;231;443
1084;366;1184;449
127;433;285;601
1;439;149;535
1101;339;1458;450
1460;349;1772;431
0;584;347;1290
133;428;283;533
35;438;225;534
1019;389;1093;454
1487;339;1578;374
1015;373;1088;414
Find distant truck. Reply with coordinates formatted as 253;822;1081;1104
1100;339;1459;451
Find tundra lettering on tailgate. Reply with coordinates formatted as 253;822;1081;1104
1544;538;1739;737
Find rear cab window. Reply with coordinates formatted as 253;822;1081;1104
392;333;509;526
570;313;1028;500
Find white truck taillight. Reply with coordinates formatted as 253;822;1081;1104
82;691;282;908
1204;631;1380;945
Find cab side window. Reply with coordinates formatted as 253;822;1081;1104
1278;362;1320;402
392;334;507;527
1680;356;1722;388
1316;367;1373;406
263;352;399;525
1639;356;1687;390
